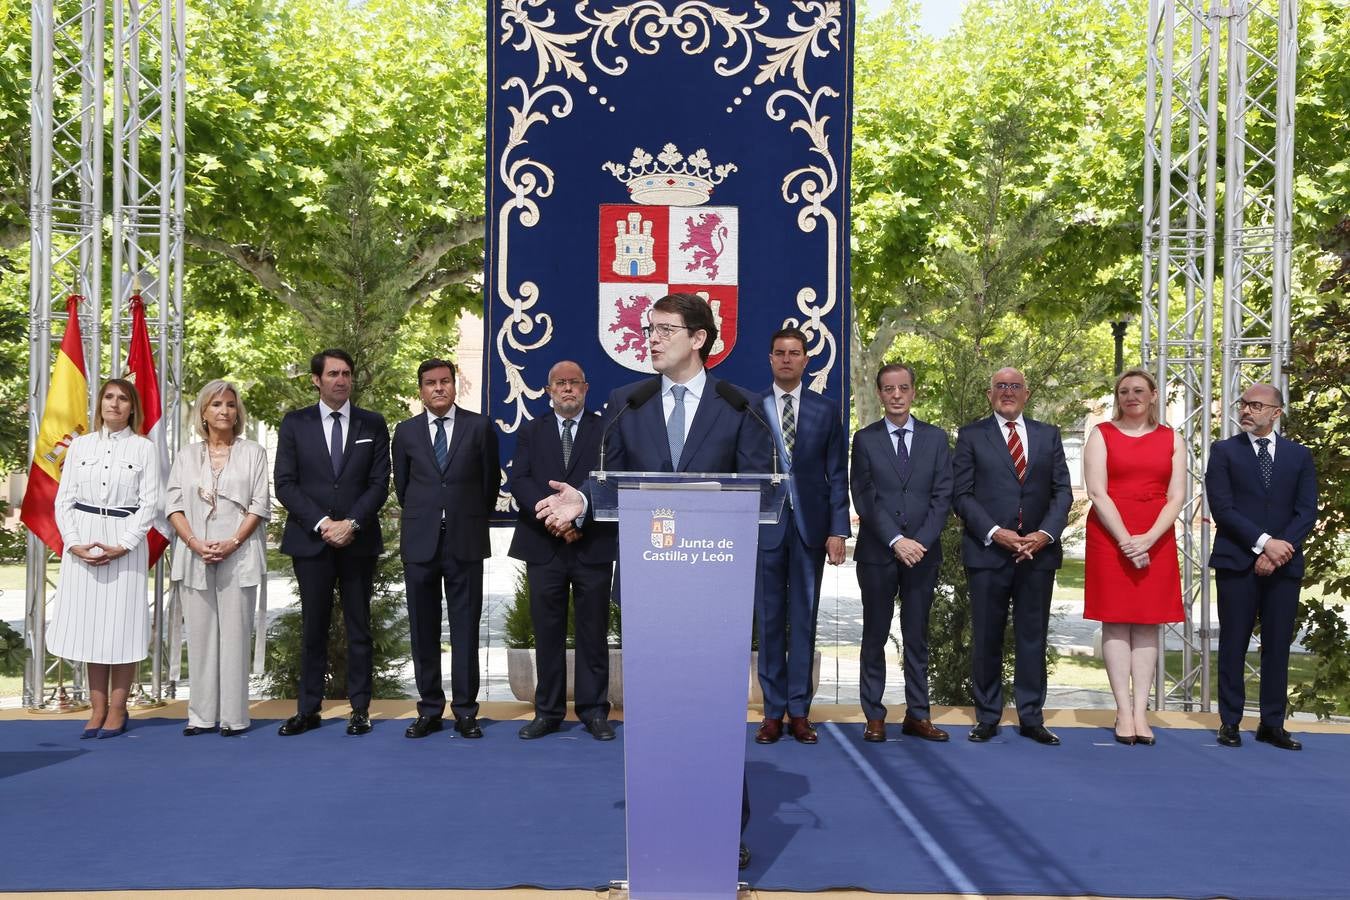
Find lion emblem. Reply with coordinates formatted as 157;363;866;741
679;212;728;281
609;293;654;362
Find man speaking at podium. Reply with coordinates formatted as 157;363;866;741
535;291;771;870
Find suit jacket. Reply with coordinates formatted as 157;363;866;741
508;409;616;566
952;414;1071;570
850;417;953;568
759;388;850;550
598;374;773;476
274;404;390;558
392;406;500;564
1205;433;1318;578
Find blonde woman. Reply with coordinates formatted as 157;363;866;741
166;380;269;736
49;378;160;739
1083;368;1185;745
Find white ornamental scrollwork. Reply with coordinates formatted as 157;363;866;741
753;1;842;92
501;0;590;85
577;1;770;78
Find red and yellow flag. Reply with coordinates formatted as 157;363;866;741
126;294;171;566
21;296;90;555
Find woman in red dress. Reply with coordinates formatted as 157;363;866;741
1083;368;1185;745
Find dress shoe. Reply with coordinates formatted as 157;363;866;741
1018;723;1061;745
901;715;949;742
517;717;561;740
182;724;217;737
346;707;372;735
1216;723;1242;747
277;712;321;736
968;722;1000;742
80;727;101;740
739;843;751;870
862;719;886;742
755;717;783;744
1255;724;1302;751
1135;733;1156;746
97;719;129;740
788;716;818;744
1112;719;1136;746
584;717;616;741
220;726;247;737
454;715;483;738
406;715;444;739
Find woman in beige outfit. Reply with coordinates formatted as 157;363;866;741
166;380;270;736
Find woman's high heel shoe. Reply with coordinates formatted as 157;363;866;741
1135;733;1156;746
1113;719;1136;745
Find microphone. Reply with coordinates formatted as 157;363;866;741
715;380;780;481
597;377;662;478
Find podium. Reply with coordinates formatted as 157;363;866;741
592;471;787;900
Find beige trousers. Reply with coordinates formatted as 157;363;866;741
182;564;256;729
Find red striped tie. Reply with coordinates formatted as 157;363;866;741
1006;421;1026;482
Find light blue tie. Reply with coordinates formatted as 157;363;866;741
667;385;687;470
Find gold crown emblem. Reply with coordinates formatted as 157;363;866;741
603;144;737;207
651;507;675;519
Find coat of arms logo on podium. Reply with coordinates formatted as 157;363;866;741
650;507;676;549
600;144;739;372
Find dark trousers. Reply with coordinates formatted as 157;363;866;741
528;549;613;722
754;516;826;718
856;558;939;721
404;526;483;719
968;564;1055;726
1217;568;1301;728
292;548;376;715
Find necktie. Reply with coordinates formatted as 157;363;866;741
433;416;449;473
561;418;574;469
1006;421;1026;482
780;394;796;463
329;411;344;476
894;426;911;481
1255;437;1272;489
667;385;687;470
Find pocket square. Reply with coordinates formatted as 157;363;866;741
354;438;373;444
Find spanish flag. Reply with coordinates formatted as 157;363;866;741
20;296;90;555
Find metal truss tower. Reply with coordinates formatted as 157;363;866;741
1142;0;1297;712
24;0;187;708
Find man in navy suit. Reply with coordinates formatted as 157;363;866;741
509;360;618;741
274;349;390;737
535;292;770;870
952;366;1071;745
753;327;849;745
1206;383;1318;751
851;363;953;743
392;358;500;739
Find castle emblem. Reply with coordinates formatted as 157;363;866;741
650;508;676;549
598;143;740;372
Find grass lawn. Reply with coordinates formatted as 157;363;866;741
1052;650;1331;707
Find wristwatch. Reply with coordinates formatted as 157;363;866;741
348;518;361;532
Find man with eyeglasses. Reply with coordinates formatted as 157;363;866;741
952;367;1072;746
508;361;618;741
1206;383;1318;751
535;292;771;870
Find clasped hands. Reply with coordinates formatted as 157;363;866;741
318;517;356;549
1256;538;1295;577
1116;534;1153;570
993;528;1052;563
69;543;130;567
188;536;240;564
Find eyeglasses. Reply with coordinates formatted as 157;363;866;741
993;382;1025;392
550;378;584;389
641;323;693;340
1235;399;1279;413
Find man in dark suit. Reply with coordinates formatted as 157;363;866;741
392;358;500;739
535;292;770;871
1206;382;1318;751
274;349;390;737
753;327;849;746
509;360;618;741
952;366;1071;745
851;363;953;744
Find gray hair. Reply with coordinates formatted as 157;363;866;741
192;379;246;440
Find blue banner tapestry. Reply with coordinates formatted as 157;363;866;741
484;1;855;515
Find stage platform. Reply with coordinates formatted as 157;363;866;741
4;701;1348;899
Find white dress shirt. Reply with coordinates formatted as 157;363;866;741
886;416;915;547
426;406;456;447
315;399;352;531
1247;429;1278;553
662;367;706;441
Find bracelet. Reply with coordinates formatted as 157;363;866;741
230;536;241;547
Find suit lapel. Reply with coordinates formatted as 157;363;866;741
554;413;579;479
441;407;467;472
335;409;362;479
1236;434;1268;493
637;387;673;470
679;379;722;472
985;415;1021;481
762;391;789;466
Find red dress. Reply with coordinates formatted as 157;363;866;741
1083;423;1184;624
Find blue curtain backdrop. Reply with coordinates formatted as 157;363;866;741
484;1;855;516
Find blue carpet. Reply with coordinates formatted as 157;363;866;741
2;717;1348;896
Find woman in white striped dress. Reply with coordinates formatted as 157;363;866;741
48;378;160;738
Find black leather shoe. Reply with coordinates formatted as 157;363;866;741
518;717;562;740
220;726;247;737
1018;723;1061;745
278;712;321;736
584;717;616;741
405;715;444;739
454;715;483;738
738;843;751;870
1255;724;1302;751
346;707;372;736
182;725;216;736
968;722;1000;743
1216;723;1242;747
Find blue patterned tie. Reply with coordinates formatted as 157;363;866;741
561;418;574;469
780;394;796;464
433;416;449;473
1255;437;1272;489
667;385;687;470
895;425;912;481
329;411;343;475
